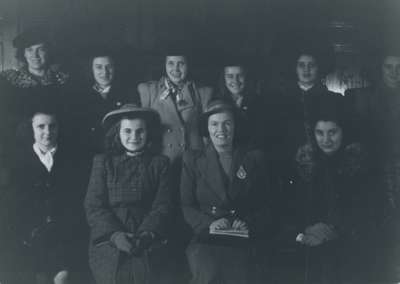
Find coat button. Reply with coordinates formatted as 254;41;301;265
180;143;185;147
289;180;294;185
168;143;173;148
91;127;96;131
167;128;172;133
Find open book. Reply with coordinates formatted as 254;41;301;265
209;227;249;238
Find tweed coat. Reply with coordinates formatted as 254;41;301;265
138;77;213;165
180;144;272;242
84;152;171;284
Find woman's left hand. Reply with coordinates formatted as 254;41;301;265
232;219;248;231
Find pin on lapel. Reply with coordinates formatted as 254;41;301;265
236;165;247;179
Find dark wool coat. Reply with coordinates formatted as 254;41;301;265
84;153;171;284
345;84;400;158
180;144;272;243
64;83;139;157
138;77;213;166
9;145;78;275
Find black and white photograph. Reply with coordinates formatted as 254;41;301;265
0;0;399;283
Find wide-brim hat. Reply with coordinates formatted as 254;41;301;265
200;99;237;137
13;28;51;49
102;104;160;130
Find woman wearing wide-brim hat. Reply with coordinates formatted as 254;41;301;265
84;104;172;284
181;99;273;284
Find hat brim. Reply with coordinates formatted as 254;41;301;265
102;107;160;130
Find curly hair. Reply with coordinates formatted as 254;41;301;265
15;42;53;66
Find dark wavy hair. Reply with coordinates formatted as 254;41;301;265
15;42;53;67
16;109;59;147
104;115;161;155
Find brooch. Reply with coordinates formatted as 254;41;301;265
236;165;247;179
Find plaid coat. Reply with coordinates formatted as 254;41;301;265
84;152;172;284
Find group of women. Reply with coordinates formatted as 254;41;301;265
0;27;399;284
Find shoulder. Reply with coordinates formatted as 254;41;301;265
344;86;372;98
92;153;107;166
149;154;170;168
138;80;159;93
182;149;205;165
48;65;69;85
0;69;28;87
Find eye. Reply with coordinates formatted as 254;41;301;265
122;128;132;134
225;74;234;79
315;130;323;136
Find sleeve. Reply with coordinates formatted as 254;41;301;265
198;86;214;112
180;152;215;234
84;155;124;244
138;82;151;107
242;151;276;239
138;157;172;237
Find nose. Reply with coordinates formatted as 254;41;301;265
43;126;50;135
322;134;331;144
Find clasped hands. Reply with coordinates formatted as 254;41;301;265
111;231;155;255
209;217;248;231
297;222;337;247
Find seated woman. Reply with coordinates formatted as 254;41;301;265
84;104;172;284
294;103;372;283
10;106;74;284
181;99;272;284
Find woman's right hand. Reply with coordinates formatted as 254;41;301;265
111;232;134;253
209;218;230;231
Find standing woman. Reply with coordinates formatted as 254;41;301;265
10;107;74;284
138;50;213;171
0;28;69;194
85;104;172;284
181;99;272;284
216;58;264;146
66;48;139;158
294;104;372;283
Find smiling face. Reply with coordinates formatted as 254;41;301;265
92;56;115;88
314;120;343;155
24;43;48;72
165;56;188;85
32;113;58;151
382;56;400;89
208;111;235;152
119;118;148;153
296;54;319;87
224;66;246;96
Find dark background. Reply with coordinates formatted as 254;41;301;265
0;0;399;92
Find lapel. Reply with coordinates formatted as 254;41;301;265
157;78;185;127
177;82;195;111
28;147;51;176
203;144;229;202
229;147;247;200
